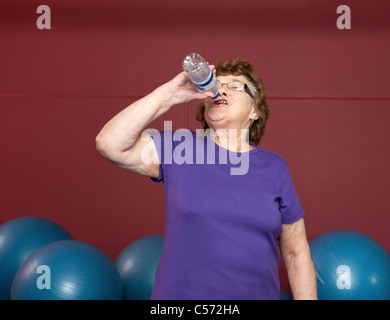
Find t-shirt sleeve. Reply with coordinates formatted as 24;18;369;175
279;161;305;224
145;129;164;184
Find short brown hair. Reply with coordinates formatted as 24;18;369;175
196;58;269;146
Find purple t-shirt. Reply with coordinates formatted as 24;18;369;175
148;130;305;300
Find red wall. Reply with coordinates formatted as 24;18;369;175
1;0;389;292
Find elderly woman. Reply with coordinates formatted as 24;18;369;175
96;58;317;300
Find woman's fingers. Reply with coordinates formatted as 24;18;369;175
208;64;216;75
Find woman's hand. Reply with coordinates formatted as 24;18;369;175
165;65;216;105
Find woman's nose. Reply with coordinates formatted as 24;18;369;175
218;84;228;96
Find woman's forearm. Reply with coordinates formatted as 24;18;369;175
95;83;176;156
285;250;318;300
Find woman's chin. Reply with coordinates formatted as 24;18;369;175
205;110;226;124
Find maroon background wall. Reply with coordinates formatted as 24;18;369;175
1;0;389;293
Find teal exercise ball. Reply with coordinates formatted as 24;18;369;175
115;234;164;300
0;216;73;299
309;230;390;300
11;240;123;300
279;290;292;300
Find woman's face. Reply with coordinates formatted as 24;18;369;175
204;74;258;133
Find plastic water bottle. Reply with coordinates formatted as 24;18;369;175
182;53;219;99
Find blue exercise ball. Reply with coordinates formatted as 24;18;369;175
11;240;123;300
115;234;164;300
309;230;390;300
279;290;292;300
0;216;73;299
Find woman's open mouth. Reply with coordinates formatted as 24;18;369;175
213;99;228;106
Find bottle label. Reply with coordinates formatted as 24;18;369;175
211;92;220;99
194;70;214;90
194;71;219;99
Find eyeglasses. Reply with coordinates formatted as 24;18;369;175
217;80;255;100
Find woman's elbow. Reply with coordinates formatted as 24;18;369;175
282;242;312;267
95;132;113;159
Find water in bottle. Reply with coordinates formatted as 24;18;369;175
182;53;219;99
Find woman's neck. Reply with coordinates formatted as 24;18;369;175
208;128;253;152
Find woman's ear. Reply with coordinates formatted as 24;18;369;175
250;110;260;121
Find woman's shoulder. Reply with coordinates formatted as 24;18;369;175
254;146;287;167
